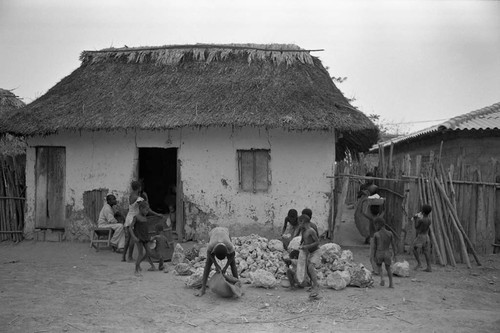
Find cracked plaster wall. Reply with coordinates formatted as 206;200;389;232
24;127;335;241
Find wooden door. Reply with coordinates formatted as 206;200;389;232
35;147;66;229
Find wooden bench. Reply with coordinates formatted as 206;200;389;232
90;226;114;251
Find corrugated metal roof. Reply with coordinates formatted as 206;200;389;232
371;102;500;151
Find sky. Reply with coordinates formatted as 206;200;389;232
0;0;499;133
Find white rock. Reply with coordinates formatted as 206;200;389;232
251;269;277;289
326;271;347;290
268;239;284;252
185;268;204;288
239;260;248;272
171;243;185;265
348;263;374;288
288;236;302;252
175;263;193;276
319;243;342;263
340;250;354;262
337;270;351;285
198;247;208;260
239;248;249;260
392;260;410;277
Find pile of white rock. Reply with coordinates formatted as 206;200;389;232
176;234;374;290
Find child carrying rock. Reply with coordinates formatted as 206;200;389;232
298;214;320;298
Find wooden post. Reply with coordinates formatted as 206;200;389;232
329;163;337;240
379;143;386;178
388;142;394;174
333;166;350;243
495;174;500;252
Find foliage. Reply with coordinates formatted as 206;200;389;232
368;114;409;139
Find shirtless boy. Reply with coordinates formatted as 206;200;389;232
195;227;238;297
130;201;157;276
412;204;432;272
299;214;320;298
372;217;397;288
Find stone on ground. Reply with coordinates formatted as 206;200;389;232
348;263;374;288
392;260;410;277
267;239;284;252
171;243;185;265
250;269;277;289
175;262;193;276
325;271;347;290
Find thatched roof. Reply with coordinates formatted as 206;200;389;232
0;44;378;155
0;89;25;118
0;89;26;155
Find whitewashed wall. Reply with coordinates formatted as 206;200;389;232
24;127;335;239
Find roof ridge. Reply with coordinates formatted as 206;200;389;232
83;43;323;54
79;44;323;67
439;102;500;130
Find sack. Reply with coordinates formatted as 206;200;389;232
209;272;243;298
296;249;308;284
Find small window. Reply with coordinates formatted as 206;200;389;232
237;149;270;192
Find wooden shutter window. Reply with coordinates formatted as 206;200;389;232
237;149;270;192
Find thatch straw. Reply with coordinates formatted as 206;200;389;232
0;89;25;116
1;44;378;156
80;44;319;67
0;89;26;155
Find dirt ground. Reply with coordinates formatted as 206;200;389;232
1;208;499;333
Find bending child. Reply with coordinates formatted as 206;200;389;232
372;216;397;288
282;250;303;290
195;227;238;297
281;209;299;250
412;204;433;272
130;201;157;276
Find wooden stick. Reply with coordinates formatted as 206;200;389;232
0;196;26;200
427;178;447;265
84;44;326;54
434;178;477;267
431;179;456;266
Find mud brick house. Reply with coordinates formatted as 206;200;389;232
0;44;377;241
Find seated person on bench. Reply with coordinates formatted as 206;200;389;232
97;194;126;252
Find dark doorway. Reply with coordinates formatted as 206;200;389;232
138;148;177;214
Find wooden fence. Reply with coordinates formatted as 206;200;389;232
333;149;499;265
0;155;26;242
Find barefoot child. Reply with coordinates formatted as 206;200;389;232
298;214;320;298
372;217;397;288
281;209;299;250
150;224;171;271
282;250;302;290
412;204;433;272
195;227;238;297
130;201;157;276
